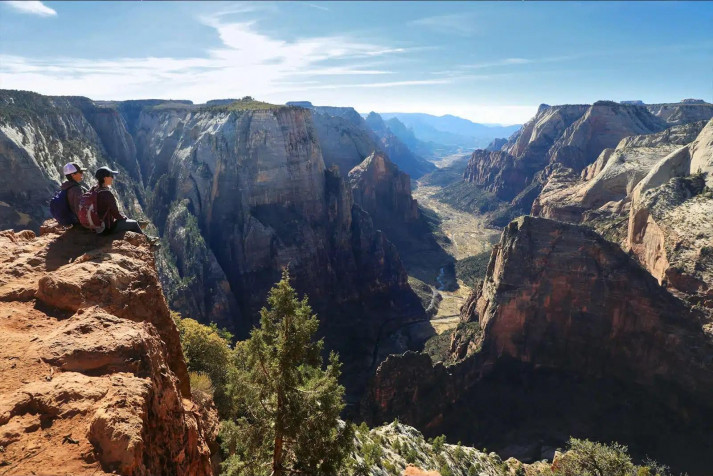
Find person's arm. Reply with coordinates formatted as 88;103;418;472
98;190;127;221
67;185;82;217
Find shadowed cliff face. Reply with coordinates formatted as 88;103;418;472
129;104;426;398
363;216;713;474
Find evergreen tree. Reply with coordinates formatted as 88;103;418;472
220;269;353;476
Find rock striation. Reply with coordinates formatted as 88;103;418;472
363;216;713;474
463;101;708;226
533;118;713;311
0;224;215;475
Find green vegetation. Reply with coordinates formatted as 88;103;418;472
433;181;502;214
548;438;674;476
455;251;492;287
220;270;353;476
205;96;285;113
407;276;434;310
173;312;234;417
423;327;454;363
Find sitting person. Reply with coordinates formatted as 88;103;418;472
93;166;145;235
60;162;87;223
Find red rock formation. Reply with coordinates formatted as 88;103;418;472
0;224;216;475
363;216;713;474
472;217;712;391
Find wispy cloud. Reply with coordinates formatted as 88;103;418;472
0;15;418;102
411;13;479;37
464;55;582;70
4;1;56;17
303;3;330;12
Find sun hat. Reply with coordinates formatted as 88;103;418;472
94;166;119;180
62;163;84;175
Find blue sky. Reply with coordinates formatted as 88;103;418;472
1;1;711;124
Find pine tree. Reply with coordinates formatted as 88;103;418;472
220;269;353;476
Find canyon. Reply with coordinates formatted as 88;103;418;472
2;91;713;475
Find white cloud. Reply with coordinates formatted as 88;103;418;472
4;1;56;17
0;16;417;102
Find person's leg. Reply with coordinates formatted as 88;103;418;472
110;218;144;235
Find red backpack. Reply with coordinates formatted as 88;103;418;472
78;186;107;232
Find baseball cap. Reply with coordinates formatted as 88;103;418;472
62;163;84;175
95;166;119;180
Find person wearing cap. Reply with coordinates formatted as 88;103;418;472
94;166;145;235
61;162;86;222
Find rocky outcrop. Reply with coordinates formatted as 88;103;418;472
309;105;380;176
463;102;674;225
531;118;713;309
131;103;425;396
628;119;713;309
349;151;419;225
0;225;215;475
364;112;436;179
646;100;713;125
471;217;711;386
463;104;589;202
532;120;707;244
364;216;713;474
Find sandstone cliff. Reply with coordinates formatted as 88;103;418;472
532;120;707;243
128;101;426;397
463;102;679;226
532;118;713;311
0;91;427;400
364;216;713;474
349;151;419;225
646;100;713;125
0;224;216;475
628;119;713;310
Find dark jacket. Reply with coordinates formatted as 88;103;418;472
60;180;85;220
95;186;126;231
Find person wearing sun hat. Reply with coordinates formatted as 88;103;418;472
60;162;87;222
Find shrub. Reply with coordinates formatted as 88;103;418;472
432;434;447;454
173;312;233;417
553;438;633;476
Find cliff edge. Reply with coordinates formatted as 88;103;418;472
0;224;216;475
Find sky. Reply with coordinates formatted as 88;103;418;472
0;1;711;125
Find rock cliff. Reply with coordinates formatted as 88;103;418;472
532;118;713;311
463;102;684;226
0;224;216;475
646;100;713;125
364;112;436;179
364;216;713;474
532;120;707;243
349;151;419;225
0;91;426;400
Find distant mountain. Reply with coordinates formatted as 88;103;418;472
377;112;521;150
